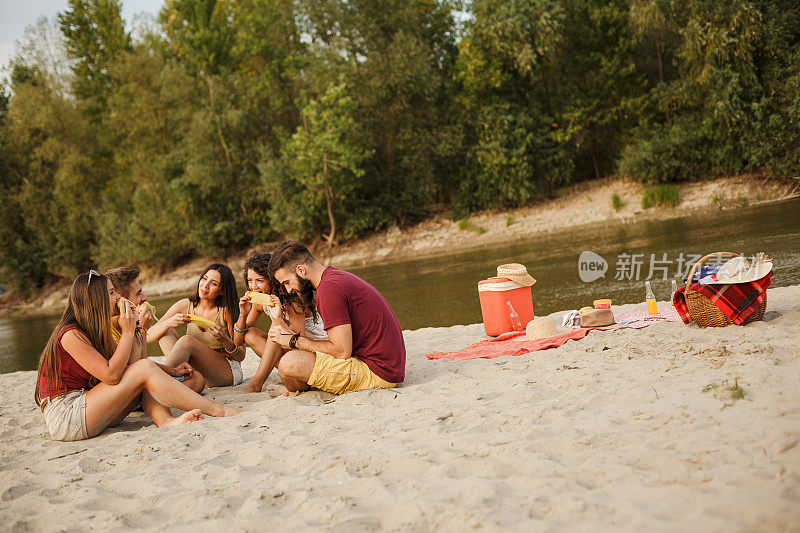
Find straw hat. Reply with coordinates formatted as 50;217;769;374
497;263;536;286
525;317;559;341
713;254;773;284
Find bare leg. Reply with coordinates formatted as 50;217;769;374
276;349;316;393
85;359;241;437
157;328;181;357
142;392;203;427
250;307;314;394
106;394;143;428
181;371;206;393
244;339;287;393
165;336;235;387
243;328;268;356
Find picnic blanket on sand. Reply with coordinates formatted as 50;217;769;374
672;273;771;325
426;307;682;360
426;329;591;360
613;306;681;327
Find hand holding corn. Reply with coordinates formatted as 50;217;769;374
187;314;215;329
118;298;138;333
244;291;274;307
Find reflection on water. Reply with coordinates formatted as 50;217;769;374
2;198;799;374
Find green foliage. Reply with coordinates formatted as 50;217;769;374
505;215;515;226
611;193;624;211
454;0;575;210
94;47;198;267
296;0;462;226
641;184;679;208
58;0;131;119
618;121;708;183
263;78;372;245
2;0;800;293
457;218;472;231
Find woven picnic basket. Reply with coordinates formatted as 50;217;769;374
684;252;767;328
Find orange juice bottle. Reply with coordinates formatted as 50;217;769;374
645;281;658;316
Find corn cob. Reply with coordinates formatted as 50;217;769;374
187;314;216;329
244;291;274;307
138;301;159;321
118;297;135;312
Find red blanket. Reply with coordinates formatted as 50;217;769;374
426;329;591;360
672;273;771;325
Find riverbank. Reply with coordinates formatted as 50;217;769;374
1;286;798;530
2;174;797;318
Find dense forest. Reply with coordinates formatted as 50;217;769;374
1;0;798;294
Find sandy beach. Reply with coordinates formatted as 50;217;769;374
1;285;799;532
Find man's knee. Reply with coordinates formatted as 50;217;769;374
277;350;314;380
277;351;302;378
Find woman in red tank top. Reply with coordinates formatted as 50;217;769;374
35;271;242;441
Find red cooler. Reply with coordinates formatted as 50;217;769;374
478;277;535;336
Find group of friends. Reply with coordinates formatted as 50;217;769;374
35;242;406;441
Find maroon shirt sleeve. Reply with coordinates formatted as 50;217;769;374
316;278;350;330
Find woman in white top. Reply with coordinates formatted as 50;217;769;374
235;251;326;393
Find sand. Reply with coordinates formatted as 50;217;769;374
1;285;799;532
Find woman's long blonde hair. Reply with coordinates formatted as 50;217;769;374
35;272;115;406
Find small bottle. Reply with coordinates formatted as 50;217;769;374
506;301;523;331
645;281;658;316
671;279;678;299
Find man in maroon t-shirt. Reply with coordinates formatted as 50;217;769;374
267;242;405;395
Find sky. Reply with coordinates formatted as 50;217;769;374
0;0;164;71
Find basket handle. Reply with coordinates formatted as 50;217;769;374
685;252;739;291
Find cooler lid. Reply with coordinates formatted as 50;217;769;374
478;278;525;292
479;277;511;284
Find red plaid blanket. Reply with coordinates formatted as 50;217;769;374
672;273;771;325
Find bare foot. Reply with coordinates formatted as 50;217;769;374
279;390;300;397
243;380;264;393
222;405;243;416
160;409;203;427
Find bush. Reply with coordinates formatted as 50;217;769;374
457;217;473;231
611;193;624;212
618;122;708;183
641;184;680;208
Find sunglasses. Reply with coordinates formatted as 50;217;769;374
87;269;100;286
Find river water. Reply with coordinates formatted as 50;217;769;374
2;198;799;374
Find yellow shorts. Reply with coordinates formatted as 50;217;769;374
307;352;397;395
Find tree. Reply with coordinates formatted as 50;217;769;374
58;0;131;119
94;45;198;267
263;78;372;245
296;0;461;227
454;0;576;209
629;0;681;87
